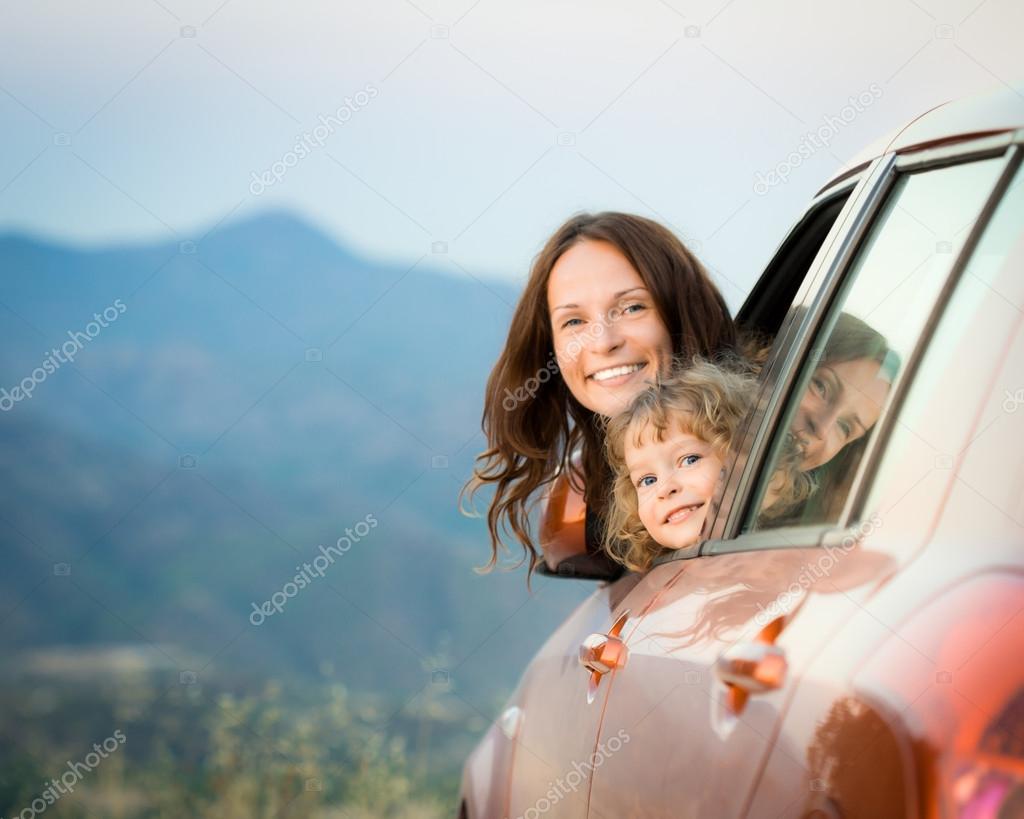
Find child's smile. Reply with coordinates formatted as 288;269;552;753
662;501;705;525
624;417;723;551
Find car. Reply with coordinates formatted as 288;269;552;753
458;85;1024;819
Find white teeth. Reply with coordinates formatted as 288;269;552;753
666;504;701;524
591;363;644;382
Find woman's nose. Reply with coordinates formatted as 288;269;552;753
805;400;840;441
804;412;821;439
590;319;625;354
817;404;843;438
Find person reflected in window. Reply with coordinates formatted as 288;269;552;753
760;312;900;525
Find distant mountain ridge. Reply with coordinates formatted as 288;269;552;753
0;211;582;704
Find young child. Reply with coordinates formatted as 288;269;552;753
601;359;756;572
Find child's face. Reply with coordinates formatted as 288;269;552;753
624;417;724;551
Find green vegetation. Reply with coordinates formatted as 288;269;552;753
0;673;488;818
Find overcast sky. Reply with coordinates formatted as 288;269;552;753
1;0;1021;306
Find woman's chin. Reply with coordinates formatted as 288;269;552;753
586;375;652;416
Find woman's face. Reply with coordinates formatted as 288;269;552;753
792;357;891;470
547;239;673;418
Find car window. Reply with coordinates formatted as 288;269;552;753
737;190;851;343
860;161;1024;550
743;156;1007;533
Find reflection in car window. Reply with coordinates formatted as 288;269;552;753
746;156;1007;532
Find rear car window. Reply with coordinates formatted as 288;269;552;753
743;156;1007;532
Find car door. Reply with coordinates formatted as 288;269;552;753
584;139;1017;818
500;572;630;819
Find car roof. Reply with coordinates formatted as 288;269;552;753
819;83;1024;194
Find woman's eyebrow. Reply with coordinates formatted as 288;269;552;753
551;287;648;313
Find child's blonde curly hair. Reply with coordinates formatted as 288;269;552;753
601;357;757;572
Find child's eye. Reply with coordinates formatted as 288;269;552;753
810;375;827;397
838;419;852;439
636;475;656;489
679;454;701;467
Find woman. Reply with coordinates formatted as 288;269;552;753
460;212;738;579
758;310;899;526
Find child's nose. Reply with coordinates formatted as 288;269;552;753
658;473;681;499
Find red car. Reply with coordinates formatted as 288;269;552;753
459;86;1024;818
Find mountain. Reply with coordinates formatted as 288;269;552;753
0;211;589;708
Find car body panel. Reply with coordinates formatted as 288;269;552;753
586;545;897;818
496;572;639;818
824;85;1024;193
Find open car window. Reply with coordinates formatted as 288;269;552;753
736;187;853;345
743;155;1008;534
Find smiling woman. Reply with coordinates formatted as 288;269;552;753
756;310;899;526
547;239;673;419
460;211;739;578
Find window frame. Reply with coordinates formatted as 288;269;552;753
652;133;1024;569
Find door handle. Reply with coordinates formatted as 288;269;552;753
714;617;788;714
578;610;630;704
713;642;787;692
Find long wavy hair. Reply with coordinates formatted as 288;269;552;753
459;212;737;578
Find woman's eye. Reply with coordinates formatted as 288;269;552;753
622;302;645;314
637;475;656;489
679;454;701;467
560;317;583;329
811;375;827;397
838;420;852;439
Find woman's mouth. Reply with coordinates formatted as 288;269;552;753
663;502;705;525
589;362;646;386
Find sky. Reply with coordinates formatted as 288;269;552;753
1;0;1022;307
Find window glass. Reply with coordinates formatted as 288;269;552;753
745;156;1006;532
861;163;1024;551
738;191;850;343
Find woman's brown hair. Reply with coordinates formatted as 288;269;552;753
459;212;737;578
